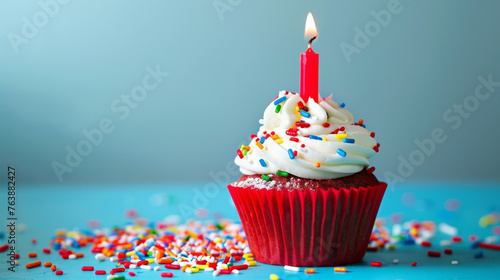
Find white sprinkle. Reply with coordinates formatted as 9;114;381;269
451;261;458;265
393;259;399;264
131;259;140;263
68;254;76;259
213;270;220;276
439;223;458;236
485;235;499;244
205;267;214;272
140;265;152;270
440;240;452;246
95;253;106;261
284;265;300;272
129;264;137;269
109;256;118;262
231;269;240;274
154;266;160;271
186;268;193;273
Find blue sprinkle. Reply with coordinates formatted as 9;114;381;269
471;240;481;249
180;253;188;258
53;243;61;250
259;159;267;167
260;137;266;144
300;110;311;118
474;251;484;259
225;235;233;240
309;135;322;140
403;239;415;245
288;149;295;159
360;124;366;128
343;138;355;144
337;148;346;157
339;102;345;108
273;96;287;105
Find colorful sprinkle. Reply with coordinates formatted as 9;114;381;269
304;268;315;274
288;149;295;159
309;135;322;140
236;149;244;159
273;96;287;105
334;267;347;272
26;261;41;269
275;104;282;113
339;102;345;108
444;249;453;255
261;174;271;181
315;162;321;168
270;274;279;280
337;148;346;157
284;265;299;272
335;133;347;139
260;137;266;144
412;262;417;266
343;138;355;143
259;159;267;167
300;110;311;118
276;170;289;177
371;261;382;267
427;251;441;257
256;141;263;149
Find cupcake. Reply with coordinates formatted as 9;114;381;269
228;90;386;266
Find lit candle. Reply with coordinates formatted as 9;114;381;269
300;12;319;103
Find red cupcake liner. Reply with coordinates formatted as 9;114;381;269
228;182;387;266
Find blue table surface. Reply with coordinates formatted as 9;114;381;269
1;182;499;280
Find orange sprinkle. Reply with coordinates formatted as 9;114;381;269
305;268;315;274
157;258;173;264
28;252;37;258
359;119;364;125
75;253;84;258
181;264;191;272
43;262;52;267
51;264;57;271
315;162;321;168
334;267;347;272
26;261;41;269
256;142;264;149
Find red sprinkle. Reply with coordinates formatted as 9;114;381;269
295;122;310;128
421;241;432;247
427;251;441;257
229;264;249;270
31;238;37;244
301;144;306;148
0;244;9;252
43;248;51;254
452;236;462;242
219;269;232;274
161;272;173;277
444;249;453;255
250;134;257;139
165;264;181;270
478;242;500;250
285;129;298;136
111;267;126;273
236;149;243;159
55;270;63;275
322;122;330;128
412;262;417;266
290;137;299;142
128;271;136;276
116;252;126;260
370;132;375;137
366;167;376;174
293;150;298;156
82;266;94;271
270;131;275;136
371;261;382;267
95;270;106;275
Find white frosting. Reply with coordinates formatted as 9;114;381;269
235;91;378;179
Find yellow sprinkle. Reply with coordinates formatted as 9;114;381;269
197;265;207;270
334;267;347;272
245;257;254;262
276;139;283;144
388;244;396;250
146;258;155;263
315;162;321;168
244;145;251;151
270;274;279;280
189;267;199;273
243;253;253;258
295;106;300;112
256;142;263;149
248;261;257;266
213;238;222;243
221;264;228;269
322;137;326;141
126;251;135;257
335;133;347;139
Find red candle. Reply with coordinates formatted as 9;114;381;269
300;13;319;103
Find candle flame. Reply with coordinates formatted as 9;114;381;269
304;12;318;42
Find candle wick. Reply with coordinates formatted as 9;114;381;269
308;35;317;49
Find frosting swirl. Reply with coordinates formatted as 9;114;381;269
234;91;379;179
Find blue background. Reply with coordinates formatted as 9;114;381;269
1;0;500;185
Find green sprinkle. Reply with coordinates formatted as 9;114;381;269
147;251;153;256
111;277;125;280
261;174;271;181
275;104;282;113
242;148;248;156
276;170;289;177
227;262;233;266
